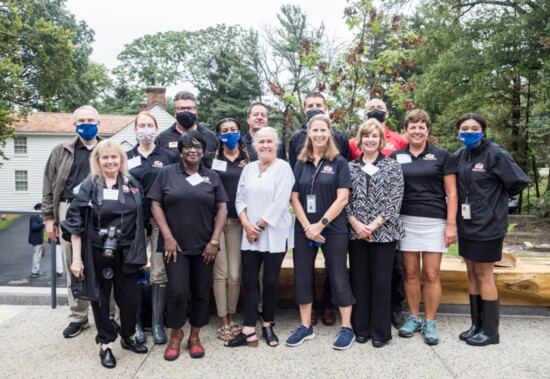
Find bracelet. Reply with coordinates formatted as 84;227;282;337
210;239;220;247
376;218;383;226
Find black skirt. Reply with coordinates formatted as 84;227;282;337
458;237;504;263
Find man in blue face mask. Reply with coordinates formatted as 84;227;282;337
43;105;113;338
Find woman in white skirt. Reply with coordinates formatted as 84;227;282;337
390;109;458;345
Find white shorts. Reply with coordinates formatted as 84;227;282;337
399;215;447;253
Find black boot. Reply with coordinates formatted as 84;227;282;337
152;284;167;344
135;284;146;344
466;299;500;346
459;294;482;341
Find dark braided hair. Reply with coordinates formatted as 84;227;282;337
214;117;251;164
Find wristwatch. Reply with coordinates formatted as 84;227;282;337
321;218;330;227
209;239;220;247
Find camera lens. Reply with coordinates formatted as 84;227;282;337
102;268;114;279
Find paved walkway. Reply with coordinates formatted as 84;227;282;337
0;305;549;378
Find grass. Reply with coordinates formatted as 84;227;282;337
0;215;21;231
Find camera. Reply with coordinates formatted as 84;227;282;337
99;226;121;258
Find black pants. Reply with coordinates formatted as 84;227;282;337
349;240;396;342
294;232;355;307
91;245;138;345
242;250;285;327
165;253;213;329
391;249;405;312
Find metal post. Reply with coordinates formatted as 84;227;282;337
50;239;57;309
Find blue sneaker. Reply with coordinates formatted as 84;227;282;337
398;315;422;338
332;327;355;350
422;319;440;345
285;325;315;347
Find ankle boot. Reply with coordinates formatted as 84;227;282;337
466;299;500;346
135;284;146;344
459;294;482;341
152;284;167;344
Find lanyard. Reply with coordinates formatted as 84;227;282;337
459;151;475;203
310;159;325;194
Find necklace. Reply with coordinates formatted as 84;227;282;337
258;159;275;178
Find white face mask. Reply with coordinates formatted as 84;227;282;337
136;127;157;144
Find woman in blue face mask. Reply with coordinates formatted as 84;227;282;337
208;118;251;342
454;113;529;347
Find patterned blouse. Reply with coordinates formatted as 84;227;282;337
346;155;405;243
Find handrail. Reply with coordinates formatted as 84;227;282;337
0;210;57;309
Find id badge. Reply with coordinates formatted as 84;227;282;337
461;203;471;220
306;195;316;213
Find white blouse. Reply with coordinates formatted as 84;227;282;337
235;159;295;253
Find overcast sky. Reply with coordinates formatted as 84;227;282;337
65;0;355;71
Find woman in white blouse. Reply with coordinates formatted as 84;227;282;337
225;127;295;348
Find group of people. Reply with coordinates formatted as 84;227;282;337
42;90;529;369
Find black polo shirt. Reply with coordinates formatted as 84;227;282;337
126;144;178;196
288;126;351;169
147;162;228;255
155;123;219;167
62;138;94;200
292;155;352;234
391;144;457;219
209;150;248;219
91;181;138;248
242;131;286;162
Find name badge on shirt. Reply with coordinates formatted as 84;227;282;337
396;154;412;164
361;163;379;176
211;159;227;172
127;156;141;170
169;141;178;148
306;194;316;213
186;173;204;186
103;189;119;201
461;204;471;220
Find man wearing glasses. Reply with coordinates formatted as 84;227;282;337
156;91;218;166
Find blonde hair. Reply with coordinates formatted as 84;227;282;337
354;119;387;152
297;114;340;163
90;140;129;179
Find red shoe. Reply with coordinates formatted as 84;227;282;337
164;332;184;361
188;337;205;359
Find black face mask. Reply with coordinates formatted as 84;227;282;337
306;108;324;122
176;112;197;129
367;109;386;123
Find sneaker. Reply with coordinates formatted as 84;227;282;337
398;315;422;338
285;325;315;347
422;319;440;345
332;327;355;350
63;321;89;338
31;271;45;277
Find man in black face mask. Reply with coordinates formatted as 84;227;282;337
155;91;218;166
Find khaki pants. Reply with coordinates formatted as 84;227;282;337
148;218;167;284
213;218;243;317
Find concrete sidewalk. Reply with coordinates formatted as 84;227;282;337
0;305;549;379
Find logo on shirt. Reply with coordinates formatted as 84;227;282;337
423;154;437;161
385;143;396;151
322;165;334;174
202;176;211;184
153;160;164;168
122;185;130;193
239;160;247;167
130;187;140;193
472;163;485;172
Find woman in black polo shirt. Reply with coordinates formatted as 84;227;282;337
391;109;458;345
148;131;228;361
126;111;179;345
454;113;528;346
208;117;250;342
286;114;356;351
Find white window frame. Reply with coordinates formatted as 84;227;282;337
15;170;28;192
14;136;27;155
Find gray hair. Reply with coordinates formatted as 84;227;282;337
73;105;99;121
174;91;196;103
253;126;280;147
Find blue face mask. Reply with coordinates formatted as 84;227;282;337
459;132;483;150
76;123;98;141
220;132;240;150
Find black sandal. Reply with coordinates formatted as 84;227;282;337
262;326;279;347
224;332;258;348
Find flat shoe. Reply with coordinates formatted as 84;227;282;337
99;347;116;369
262;326;279;347
164;332;184;361
225;331;258;348
121;338;148;354
188;337;205;358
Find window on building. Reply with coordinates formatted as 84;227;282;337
14;137;27;154
15;170;28;191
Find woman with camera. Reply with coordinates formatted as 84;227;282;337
148;131;228;360
62;140;149;369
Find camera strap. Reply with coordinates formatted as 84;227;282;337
94;175;126;238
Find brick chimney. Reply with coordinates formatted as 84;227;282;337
145;86;166;110
139;101;147;112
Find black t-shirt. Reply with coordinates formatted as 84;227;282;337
147;162;228;255
391;144;457;219
209;150;248;219
292;155;352;234
155;123;219;167
91;182;138;248
126;144;178;196
62;139;93;200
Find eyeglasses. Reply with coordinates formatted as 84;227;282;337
182;143;203;151
176;106;196;112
